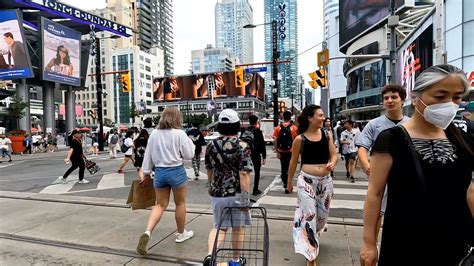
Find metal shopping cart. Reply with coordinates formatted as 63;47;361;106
210;206;269;266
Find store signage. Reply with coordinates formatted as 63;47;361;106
278;2;286;40
15;0;133;37
401;43;421;97
468;71;474;87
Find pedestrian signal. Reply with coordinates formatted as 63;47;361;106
89;109;96;119
235;68;244;87
121;73;131;93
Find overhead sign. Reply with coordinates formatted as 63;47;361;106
245;67;267;74
317;49;329;67
16;0;133;37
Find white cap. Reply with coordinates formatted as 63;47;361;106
218;109;240;124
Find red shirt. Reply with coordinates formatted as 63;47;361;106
273;122;298;152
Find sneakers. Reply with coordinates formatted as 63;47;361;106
55;177;67;184
346;171;350;178
252;189;262;196
350;176;355;183
194;175;199;181
137;233;150;255
78;179;90;184
175;229;194;243
8;159;12;162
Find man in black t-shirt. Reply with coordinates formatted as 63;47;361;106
244;115;267;196
187;122;206;180
57;130;89;184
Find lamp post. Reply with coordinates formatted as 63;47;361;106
244;20;279;127
94;35;120;151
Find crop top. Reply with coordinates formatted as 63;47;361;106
301;129;330;165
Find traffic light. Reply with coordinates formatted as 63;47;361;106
308;68;326;89
89;109;96;119
121;73;131;93
235;67;244;87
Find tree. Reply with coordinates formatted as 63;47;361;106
152;115;161;126
7;94;29;130
129;102;140;126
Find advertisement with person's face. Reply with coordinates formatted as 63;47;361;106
41;17;81;87
0;10;33;80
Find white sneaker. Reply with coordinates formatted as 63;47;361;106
55;177;67;184
78;179;90;184
175;229;194;243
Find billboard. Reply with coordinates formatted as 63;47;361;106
41;17;81;87
153;71;265;102
0;10;34;80
339;0;405;50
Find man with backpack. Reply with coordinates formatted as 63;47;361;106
187;122;206;180
273;111;298;193
108;130;119;159
241;115;267;196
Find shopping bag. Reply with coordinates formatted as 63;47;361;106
126;180;156;210
85;159;100;175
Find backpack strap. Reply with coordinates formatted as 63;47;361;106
398;125;427;193
212;139;239;182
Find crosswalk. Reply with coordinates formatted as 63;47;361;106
254;175;368;221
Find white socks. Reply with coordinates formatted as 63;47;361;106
145;230;151;237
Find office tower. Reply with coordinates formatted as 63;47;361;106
191;44;236;74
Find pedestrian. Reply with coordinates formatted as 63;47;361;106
241;114;266;196
22;134;32;155
136;107;195;255
273;111;298;193
360;64;474;266
117;129;135;173
286;105;338;265
32;134;41;153
186;122;206;180
0;133;13;163
340;119;358;183
91;133;99;156
57;130;89;184
107;130;119;159
322;117;338;176
202;109;253;266
133;129;149;171
334;121;344;158
143;117;155;135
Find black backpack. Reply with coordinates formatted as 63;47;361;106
277;123;293;150
240;128;255;152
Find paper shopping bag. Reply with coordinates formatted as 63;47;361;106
126;180;156;210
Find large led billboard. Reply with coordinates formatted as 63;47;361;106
153;71;265;102
0;10;34;80
41;17;81;87
339;0;405;51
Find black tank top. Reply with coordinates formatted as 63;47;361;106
301;129;330;164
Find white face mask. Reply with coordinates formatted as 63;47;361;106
415;99;459;130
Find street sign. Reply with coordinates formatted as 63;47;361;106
244;67;268;74
318;49;329;67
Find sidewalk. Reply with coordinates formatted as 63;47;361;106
0;191;362;265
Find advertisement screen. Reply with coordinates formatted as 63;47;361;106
339;0;404;50
0;10;34;80
153;71;265;101
41;17;81;87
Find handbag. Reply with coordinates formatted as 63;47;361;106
84;159;100;175
126;180;156;210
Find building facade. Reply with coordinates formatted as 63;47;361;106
264;0;298;100
132;0;174;75
191;44;236;74
215;0;253;65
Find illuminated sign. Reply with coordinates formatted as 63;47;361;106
15;0;133;37
278;2;286;40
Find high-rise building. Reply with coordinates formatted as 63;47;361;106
132;0;174;75
191;44;236;74
215;0;253;65
264;0;298;100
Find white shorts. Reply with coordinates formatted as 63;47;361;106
93;142;99;147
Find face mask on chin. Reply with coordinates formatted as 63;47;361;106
415;98;459;130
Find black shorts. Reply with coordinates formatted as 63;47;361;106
343;152;357;161
125;155;133;158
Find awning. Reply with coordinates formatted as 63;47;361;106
0;89;14;101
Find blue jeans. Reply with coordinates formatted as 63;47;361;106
153;165;188;189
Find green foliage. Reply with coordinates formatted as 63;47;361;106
183;114;212;127
7;94;29;120
129;102;140;120
152;115;161;126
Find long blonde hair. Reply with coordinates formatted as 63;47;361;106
158;106;183;129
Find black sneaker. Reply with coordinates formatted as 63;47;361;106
203;255;212;266
285;189;290;194
8;159;12;162
346;172;350;178
350;177;355;183
252;190;262;196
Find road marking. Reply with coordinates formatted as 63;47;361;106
39;176;79;194
97;173;125;190
253;175;280;207
184;167;208;180
257;195;364;210
333;180;368;186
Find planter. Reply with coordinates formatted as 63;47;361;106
9;136;25;154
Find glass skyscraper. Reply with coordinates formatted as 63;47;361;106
215;0;254;65
264;0;298;100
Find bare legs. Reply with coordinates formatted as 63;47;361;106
172;185;188;234
146;188;171;232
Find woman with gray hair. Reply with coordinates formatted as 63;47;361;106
360;64;474;266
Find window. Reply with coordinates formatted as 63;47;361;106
140;73;144;78
146;92;152;97
145;66;151;72
145;58;151;63
146;74;151;80
104;109;107;116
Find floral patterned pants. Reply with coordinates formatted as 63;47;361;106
293;172;334;261
191;153;201;177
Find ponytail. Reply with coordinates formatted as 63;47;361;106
297;105;321;134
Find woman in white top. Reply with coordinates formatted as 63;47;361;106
117;130;135;173
136;107;195;255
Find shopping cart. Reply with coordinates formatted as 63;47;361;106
210;206;269;266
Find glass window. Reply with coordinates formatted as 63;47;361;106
146;92;152;97
446;26;463;61
463;21;474;56
445;0;463;30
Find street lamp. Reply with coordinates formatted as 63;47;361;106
94;34;120;151
243;20;279;127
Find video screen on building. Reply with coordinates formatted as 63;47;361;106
41;17;81;87
153;71;265;101
339;0;405;50
0;10;34;80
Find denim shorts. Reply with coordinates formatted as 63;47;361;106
343;152;357;161
1;149;10;157
211;196;251;229
154;165;188;189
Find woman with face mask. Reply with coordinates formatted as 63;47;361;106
360;64;474;266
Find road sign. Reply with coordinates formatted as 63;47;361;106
244;67;268;74
318;49;329;67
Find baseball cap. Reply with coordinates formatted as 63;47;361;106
218;109;240;124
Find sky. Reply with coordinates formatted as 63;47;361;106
61;0;323;103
